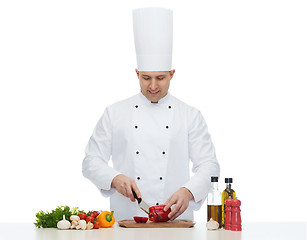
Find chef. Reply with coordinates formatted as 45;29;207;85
82;7;220;221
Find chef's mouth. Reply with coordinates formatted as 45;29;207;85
148;90;160;96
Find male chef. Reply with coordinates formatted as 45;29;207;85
82;7;220;221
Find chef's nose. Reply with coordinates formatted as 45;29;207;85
149;79;158;90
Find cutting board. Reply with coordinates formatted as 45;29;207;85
118;219;195;228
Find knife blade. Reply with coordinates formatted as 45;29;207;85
132;189;150;215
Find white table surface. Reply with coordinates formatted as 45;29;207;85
1;222;306;240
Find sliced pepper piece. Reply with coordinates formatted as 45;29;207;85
133;216;148;223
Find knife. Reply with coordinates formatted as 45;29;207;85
132;189;150;215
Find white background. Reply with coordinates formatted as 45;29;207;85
0;0;306;223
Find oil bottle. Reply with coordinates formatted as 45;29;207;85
207;176;222;228
222;178;236;228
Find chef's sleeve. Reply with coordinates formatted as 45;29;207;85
82;107;121;197
183;108;220;209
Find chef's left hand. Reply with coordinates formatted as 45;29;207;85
164;187;194;221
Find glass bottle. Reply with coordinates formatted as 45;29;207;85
222;178;236;227
207;176;222;228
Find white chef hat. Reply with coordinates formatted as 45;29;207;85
132;7;173;71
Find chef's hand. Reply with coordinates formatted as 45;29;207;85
111;174;142;202
164;187;194;221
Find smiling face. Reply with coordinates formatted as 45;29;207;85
136;69;175;103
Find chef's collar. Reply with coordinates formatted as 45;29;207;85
139;91;170;105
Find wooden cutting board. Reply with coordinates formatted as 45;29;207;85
118;219;196;228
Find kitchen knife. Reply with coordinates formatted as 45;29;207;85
132;189;150;215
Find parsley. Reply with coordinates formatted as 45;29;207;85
34;205;82;228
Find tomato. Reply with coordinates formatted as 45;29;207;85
93;221;101;229
91;211;99;218
78;212;87;221
87;211;99;218
86;216;95;223
133;216;148;223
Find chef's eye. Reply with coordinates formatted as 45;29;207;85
157;77;164;80
143;77;150;80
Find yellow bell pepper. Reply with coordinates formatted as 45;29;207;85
97;211;115;228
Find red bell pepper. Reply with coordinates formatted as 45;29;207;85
148;204;171;222
133;216;148;223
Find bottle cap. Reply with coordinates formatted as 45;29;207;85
211;176;218;182
225;178;233;183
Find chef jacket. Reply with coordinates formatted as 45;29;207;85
82;92;220;221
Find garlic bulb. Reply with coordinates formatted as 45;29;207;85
57;215;71;230
206;218;219;230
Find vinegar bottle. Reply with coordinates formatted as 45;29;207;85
207;176;222;228
222;178;236;228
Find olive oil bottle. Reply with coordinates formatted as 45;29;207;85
222;178;236;227
207;176;222;228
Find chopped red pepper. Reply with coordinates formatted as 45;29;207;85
148;204;171;222
133;216;148;223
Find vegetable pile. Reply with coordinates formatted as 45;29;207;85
34;206;80;228
34;206;115;230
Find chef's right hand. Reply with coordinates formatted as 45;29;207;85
111;174;142;202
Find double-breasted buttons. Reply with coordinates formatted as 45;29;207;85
133;97;172;206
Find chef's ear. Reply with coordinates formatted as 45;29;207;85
170;69;175;80
135;68;139;78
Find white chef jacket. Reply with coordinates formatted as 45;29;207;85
82;92;220;221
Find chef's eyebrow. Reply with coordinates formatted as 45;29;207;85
141;74;167;77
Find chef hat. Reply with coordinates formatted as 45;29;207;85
132;7;173;71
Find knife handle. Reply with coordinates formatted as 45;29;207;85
132;189;142;204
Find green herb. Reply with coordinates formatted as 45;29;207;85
34;205;82;228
